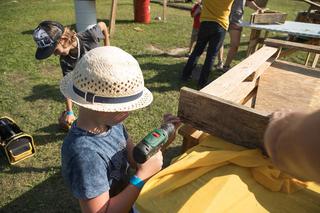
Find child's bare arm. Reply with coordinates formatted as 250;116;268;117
126;138;137;169
245;0;263;12
97;22;110;46
79;152;163;213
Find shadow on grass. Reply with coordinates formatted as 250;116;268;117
29;123;67;148
98;19;134;25
133;55;200;92
1;172;80;213
0;162;60;174
24;84;64;102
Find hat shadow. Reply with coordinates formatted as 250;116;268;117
24;84;64;103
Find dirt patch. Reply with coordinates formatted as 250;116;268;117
4;72;29;85
146;45;189;57
39;64;61;81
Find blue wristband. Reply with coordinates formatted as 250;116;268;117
66;111;74;116
130;175;145;189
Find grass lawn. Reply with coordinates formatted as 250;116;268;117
0;0;308;211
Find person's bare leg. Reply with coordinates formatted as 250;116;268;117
188;40;196;55
216;46;224;69
224;29;241;68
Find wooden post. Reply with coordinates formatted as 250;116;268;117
312;53;319;68
162;0;167;21
247;29;262;56
109;0;118;37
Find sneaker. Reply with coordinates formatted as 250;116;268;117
222;65;230;72
215;62;224;70
181;75;191;82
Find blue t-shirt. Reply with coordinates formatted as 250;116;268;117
61;122;129;199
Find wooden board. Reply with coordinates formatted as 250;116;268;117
250;10;287;24
201;46;278;99
254;60;320;114
178;87;270;149
264;38;320;54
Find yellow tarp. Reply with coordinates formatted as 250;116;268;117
136;135;320;213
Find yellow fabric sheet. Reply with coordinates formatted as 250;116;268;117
136;135;320;213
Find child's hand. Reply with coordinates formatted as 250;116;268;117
136;151;163;181
163;113;182;130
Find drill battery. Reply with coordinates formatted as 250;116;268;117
0;116;35;165
133;123;175;164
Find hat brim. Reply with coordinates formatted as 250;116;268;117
60;72;153;112
35;45;56;60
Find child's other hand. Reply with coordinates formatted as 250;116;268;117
163;113;182;130
258;8;268;14
136;151;163;181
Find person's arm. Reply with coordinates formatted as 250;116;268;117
79;151;163;213
97;22;110;46
126;137;137;169
65;98;75;124
264;110;320;182
245;0;264;12
191;4;201;17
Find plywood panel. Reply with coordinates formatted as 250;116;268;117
255;60;320;114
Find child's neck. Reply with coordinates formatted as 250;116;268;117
77;109;110;134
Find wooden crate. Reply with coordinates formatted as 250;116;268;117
178;40;320;151
250;10;287;24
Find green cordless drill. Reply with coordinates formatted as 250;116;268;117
133;123;175;164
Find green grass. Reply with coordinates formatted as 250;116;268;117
0;0;308;211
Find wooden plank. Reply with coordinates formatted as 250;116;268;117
178;87;270;149
264;38;320;54
109;0;118;37
312;54;319;68
305;52;311;66
201;46;277;97
202;59;274;104
303;0;320;9
245;57;275;81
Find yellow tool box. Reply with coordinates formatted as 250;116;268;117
0;116;35;164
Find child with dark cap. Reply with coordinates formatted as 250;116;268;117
33;20;110;130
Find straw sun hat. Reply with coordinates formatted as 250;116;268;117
60;46;153;112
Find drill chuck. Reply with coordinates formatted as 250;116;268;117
133;123;175;164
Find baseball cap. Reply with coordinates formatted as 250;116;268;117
33;21;65;60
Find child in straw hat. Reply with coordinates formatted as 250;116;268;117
33;20;110;130
60;46;180;212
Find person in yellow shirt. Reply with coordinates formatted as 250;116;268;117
181;0;234;89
